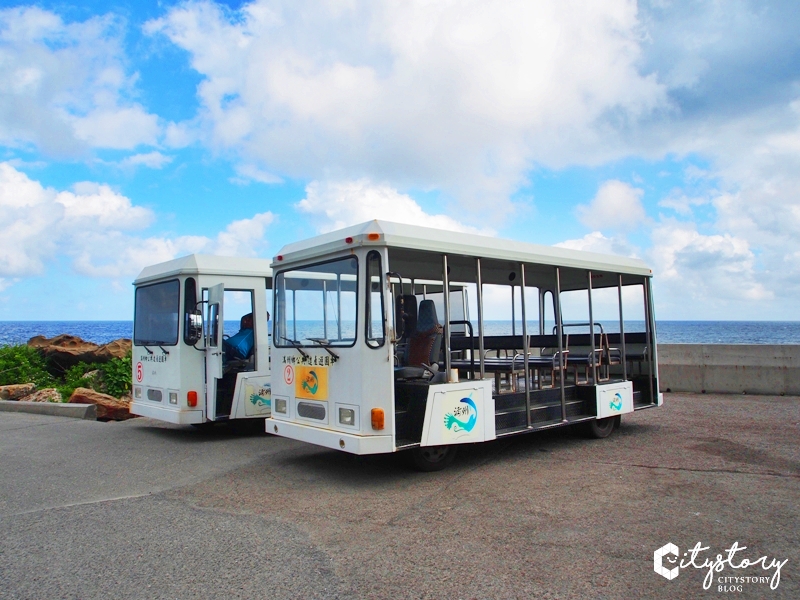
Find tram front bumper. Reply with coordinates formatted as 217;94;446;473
130;401;204;424
266;418;394;455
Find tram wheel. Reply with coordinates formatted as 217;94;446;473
586;416;619;439
409;445;458;472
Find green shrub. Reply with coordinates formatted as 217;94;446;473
57;361;95;399
96;352;132;398
0;345;57;388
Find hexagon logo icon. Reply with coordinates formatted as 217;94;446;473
654;543;680;580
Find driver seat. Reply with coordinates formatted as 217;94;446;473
395;299;443;379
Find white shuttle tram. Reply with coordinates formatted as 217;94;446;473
130;254;273;426
267;221;662;470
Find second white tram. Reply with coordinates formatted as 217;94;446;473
266;221;661;470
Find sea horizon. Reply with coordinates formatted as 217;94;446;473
2;319;800;347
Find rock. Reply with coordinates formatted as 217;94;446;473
0;383;37;400
27;335;131;375
68;387;136;421
24;388;62;403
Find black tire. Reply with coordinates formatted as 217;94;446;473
586;416;619;439
409;445;458;472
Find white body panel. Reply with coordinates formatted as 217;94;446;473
596;380;634;419
421;379;494;446
267;419;394;454
130;255;272;424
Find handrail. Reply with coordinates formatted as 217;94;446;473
448;320;475;379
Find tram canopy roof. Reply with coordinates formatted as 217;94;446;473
274;220;652;289
134;253;273;285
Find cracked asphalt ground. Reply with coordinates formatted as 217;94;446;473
1;393;797;599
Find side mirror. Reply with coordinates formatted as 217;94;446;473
186;310;203;345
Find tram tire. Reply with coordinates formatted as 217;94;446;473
409;445;458;472
586;416;619;439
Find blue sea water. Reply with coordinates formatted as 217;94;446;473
1;320;800;347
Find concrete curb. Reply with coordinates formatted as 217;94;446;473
0;400;97;420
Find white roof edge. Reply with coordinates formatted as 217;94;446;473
134;254;273;285
274;220;652;276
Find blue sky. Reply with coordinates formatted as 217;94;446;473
1;0;799;321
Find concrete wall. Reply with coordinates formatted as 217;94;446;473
658;344;800;395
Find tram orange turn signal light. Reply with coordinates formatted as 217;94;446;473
367;233;380;241
371;408;385;430
187;391;198;407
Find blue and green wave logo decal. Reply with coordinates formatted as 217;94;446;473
301;370;319;395
444;396;477;433
609;392;623;411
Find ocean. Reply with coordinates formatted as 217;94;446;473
1;320;800;347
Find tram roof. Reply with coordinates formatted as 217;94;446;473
274;220;652;277
134;253;272;285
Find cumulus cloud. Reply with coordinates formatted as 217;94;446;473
0;162;275;282
118;151;173;170
555;231;639;258
146;0;666;216
0;6;161;154
575;180;647;231
296;179;493;235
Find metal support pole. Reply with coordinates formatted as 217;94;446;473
646;277;658;403
539;289;545;335
555;268;566;422
618;275;627;381
511;285;516;335
521;264;531;426
292;289;297;341
643;278;654;404
442;255;452;381
588;271;597;384
323;280;328;340
337;274;342;341
476;258;486;381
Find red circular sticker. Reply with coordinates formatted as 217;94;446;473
283;364;294;385
136;362;143;383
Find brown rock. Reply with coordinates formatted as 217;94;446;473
24;388;62;403
0;383;37;400
68;387;136;421
27;335;131;374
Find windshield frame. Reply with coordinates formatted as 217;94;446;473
134;278;181;346
274;256;359;348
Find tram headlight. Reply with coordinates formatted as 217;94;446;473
275;398;287;414
169;392;178;405
338;407;355;426
134;386;142;399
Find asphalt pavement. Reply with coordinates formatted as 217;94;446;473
0;393;797;599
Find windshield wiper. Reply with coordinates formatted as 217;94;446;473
281;337;309;359
307;338;340;361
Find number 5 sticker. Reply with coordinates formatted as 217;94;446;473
136;362;143;383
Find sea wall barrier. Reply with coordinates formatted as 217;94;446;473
658;344;800;396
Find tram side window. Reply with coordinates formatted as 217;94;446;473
365;251;385;348
275;256;359;347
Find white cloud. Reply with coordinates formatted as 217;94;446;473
213;212;276;256
648;220;772;315
575;180;647;231
147;0;666;217
118;151;173;169
0;162;275;283
232;163;283;185
555;231;639;258
0;6;161;154
296;179;494;235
